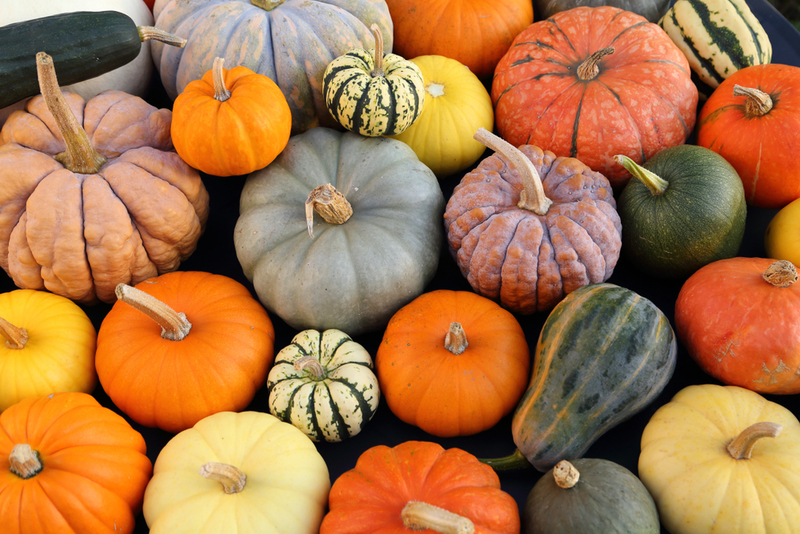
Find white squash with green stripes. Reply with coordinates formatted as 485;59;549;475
659;0;771;92
266;329;380;443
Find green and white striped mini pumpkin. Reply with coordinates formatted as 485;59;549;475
323;24;424;137
266;329;380;443
659;0;771;93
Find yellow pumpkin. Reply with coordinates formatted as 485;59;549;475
0;289;96;411
765;197;800;267
389;55;494;178
639;384;800;534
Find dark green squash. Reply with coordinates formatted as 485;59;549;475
616;145;746;279
535;0;670;22
523;458;660;534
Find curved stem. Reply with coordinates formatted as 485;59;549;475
733;85;773;117
478;448;532;471
553;460;580;489
762;260;798;288
212;57;231;102
115;283;192;341
369;23;385;77
199;462;247;494
727;422;782;459
444;322;468;355
614;154;668;195
294;355;326;379
577;47;615;81
9;444;43;479
474;128;552;215
0;317;28;349
137;26;187;48
401;502;475;534
305;184;353;238
250;0;287;10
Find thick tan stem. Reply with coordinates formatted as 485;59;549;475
115;284;192;341
199;462;247;494
0;317;28;349
250;0;287;10
36;52;107;174
733;85;773;117
614;154;669;195
727;422;782;460
9;444;43;479
444;322;468;355
294;355;326;379
212;57;231;102
305;184;353;238
369;23;385;77
474;128;552;215
577;47;615;81
137;26;187;48
401;501;475;534
762;260;797;288
553;460;580;489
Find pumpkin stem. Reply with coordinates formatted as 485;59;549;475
9;444;43;479
553;460;580;489
305;183;354;238
114;283;192;341
401;501;475;534
733;85;773;117
478;448;532;471
36;52;107;174
427;82;445;98
473;128;553;215
614;154;669;195
762;260;798;288
294;355;327;379
137;26;187;48
211;57;232;102
577;47;614;81
369;23;385;77
199;462;247;494
250;0;287;10
444;322;468;355
0;316;28;350
726;422;782;460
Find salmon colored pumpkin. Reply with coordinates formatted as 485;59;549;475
376;289;529;438
95;271;275;433
0;392;153;534
697;64;800;209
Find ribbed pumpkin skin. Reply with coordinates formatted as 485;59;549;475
513;283;677;472
536;0;671;22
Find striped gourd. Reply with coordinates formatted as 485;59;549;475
323;24;424;137
659;0;771;93
266;329;380;443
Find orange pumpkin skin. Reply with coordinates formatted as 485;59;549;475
386;0;533;80
376;290;529;437
95;271;275;433
0;392;152;534
492;6;697;188
697;64;800;209
675;257;800;394
320;441;521;534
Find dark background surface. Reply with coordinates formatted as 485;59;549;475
2;0;799;532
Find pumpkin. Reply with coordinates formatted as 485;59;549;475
0;392;153;534
485;283;677;472
234;127;444;336
320;440;521;534
266;328;380;442
171;57;292;177
675;257;800;395
535;0;671;22
615;145;746;279
323;24;425;137
385;0;533;80
523;458;660;534
143;410;331;534
375;289;530;438
765;197;800;267
492;6;698;189
0;52;209;304
95;271;275;433
151;0;393;134
389;55;494;179
444;128;621;314
697;64;800;209
639;384;800;534
0;289;96;412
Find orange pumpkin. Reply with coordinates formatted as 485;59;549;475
376;289;530;438
171;57;292;177
0;392;152;534
95;271;275;433
697;64;800;209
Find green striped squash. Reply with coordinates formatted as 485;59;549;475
323;25;424;137
510;283;677;472
266;329;380;443
659;0;771;94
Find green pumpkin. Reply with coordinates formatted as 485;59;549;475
616;145;746;279
234;127;444;336
535;0;670;22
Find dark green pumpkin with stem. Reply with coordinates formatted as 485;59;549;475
615;145;747;279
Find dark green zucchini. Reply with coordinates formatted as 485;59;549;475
0;10;185;108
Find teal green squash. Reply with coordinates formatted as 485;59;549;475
615;145;746;279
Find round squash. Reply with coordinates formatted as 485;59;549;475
765;197;800;267
492;6;698;188
536;0;670;22
0;289;96;412
675;257;800;395
266;328;380;443
143;410;331;534
389;55;494;179
615;145;746;279
639;384;800;534
376;289;530;438
234;127;445;336
0;392;153;534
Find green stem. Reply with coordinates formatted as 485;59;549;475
478;448;532;471
250;0;286;10
614;154;668;195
